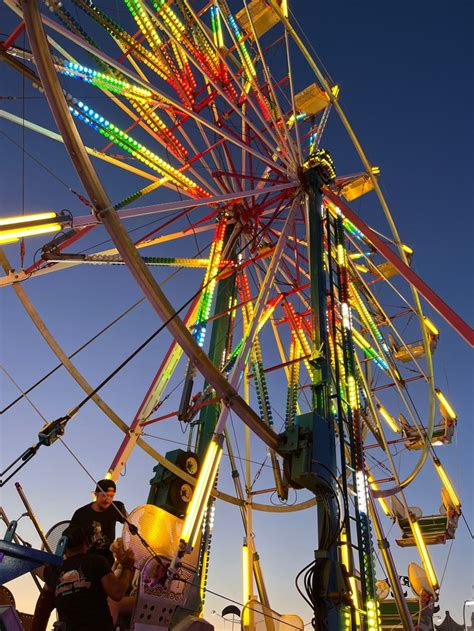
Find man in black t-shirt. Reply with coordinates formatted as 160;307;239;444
43;524;134;631
70;479;127;565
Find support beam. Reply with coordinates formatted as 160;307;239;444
22;0;279;452
107;299;199;480
305;169;340;631
2;21;26;50
323;189;474;347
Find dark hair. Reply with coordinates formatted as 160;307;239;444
62;524;88;550
95;478;116;494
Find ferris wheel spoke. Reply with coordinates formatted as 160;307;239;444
203;0;294;167
108;297;200;479
240;0;298;167
347;263;429;380
146;7;289;168
18;0;268;453
283;29;302;163
69;182;297;229
0;108;168;186
20;6;290;177
79;82;221;196
0;247;134;433
354;350;433;494
213;3;295;169
183;122;232;195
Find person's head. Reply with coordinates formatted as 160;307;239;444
62;524;88;554
93;478;116;511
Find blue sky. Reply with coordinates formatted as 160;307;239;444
0;0;472;627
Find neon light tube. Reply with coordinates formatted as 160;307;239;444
367;475;391;517
242;544;251;625
0;212;57;226
435;388;457;420
423;317;439;336
376;404;400;433
0;223;62;243
411;521;438;589
349;577;361;625
434;458;461;509
340;530;349;568
181;440;223;549
340;531;360;625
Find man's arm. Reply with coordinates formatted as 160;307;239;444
101;543;135;601
101;566;134;601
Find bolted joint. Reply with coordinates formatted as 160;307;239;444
378;538;390;550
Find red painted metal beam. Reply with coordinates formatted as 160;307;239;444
323;188;474;347
2;22;25;50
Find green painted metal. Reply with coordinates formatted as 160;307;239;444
192;223;238;612
305;166;342;631
333;211;379;613
195;226;238;461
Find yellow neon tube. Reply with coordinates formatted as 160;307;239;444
349;577;361;625
377;403;400;433
434;459;461;508
423;317;439;336
181;440;223;546
190;452;222;548
242;544;250;625
340;530;349;569
353;329;370;349
411;521;438;589
339;533;361;624
0;212;57;226
367;475;391;517
435;388;457;420
181;441;218;542
256;299;280;335
0;223;62;243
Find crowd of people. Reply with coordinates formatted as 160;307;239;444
31;479;136;631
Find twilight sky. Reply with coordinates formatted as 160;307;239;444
0;0;472;627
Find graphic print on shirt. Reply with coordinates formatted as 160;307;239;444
55;568;92;596
91;521;109;550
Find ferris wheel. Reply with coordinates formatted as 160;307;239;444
0;0;471;630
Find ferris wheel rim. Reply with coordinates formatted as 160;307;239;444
1;0;451;532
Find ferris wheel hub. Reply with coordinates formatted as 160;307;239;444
303;149;337;185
